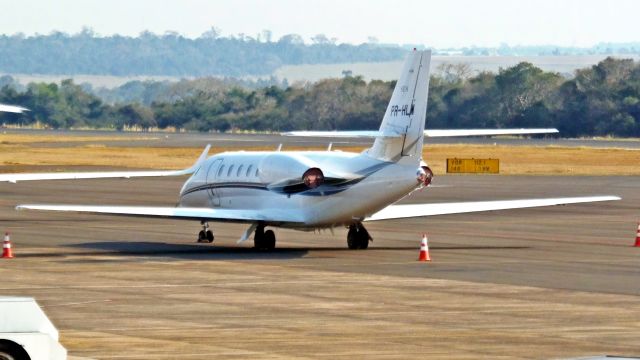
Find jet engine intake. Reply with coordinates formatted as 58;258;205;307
303;167;324;189
417;165;433;187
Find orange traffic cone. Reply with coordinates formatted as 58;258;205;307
2;232;13;259
634;222;640;247
418;234;431;262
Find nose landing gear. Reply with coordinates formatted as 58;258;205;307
197;221;214;243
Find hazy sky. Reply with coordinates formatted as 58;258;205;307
1;0;638;47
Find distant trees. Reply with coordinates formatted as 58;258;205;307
0;31;405;77
1;58;639;137
427;58;640;136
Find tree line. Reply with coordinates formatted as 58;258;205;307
1;58;639;137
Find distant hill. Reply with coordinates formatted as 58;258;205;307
1;31;639;78
0;32;405;77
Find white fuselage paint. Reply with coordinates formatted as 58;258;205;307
179;150;421;229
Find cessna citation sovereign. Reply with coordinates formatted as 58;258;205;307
1;50;620;250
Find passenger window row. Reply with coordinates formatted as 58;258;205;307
216;163;260;179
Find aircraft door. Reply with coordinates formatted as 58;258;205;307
205;159;223;207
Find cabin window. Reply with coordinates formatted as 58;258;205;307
227;165;234;177
217;165;225;177
255;167;260;177
237;165;244;177
246;165;253;177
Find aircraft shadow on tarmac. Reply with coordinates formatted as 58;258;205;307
36;241;533;261
64;242;310;260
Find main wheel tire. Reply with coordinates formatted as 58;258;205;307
347;227;358;250
358;233;369;249
197;230;207;242
347;226;361;250
347;225;370;250
254;233;264;249
264;230;276;250
206;230;214;243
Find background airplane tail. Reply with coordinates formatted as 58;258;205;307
366;50;431;165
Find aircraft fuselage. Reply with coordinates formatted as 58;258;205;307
179;150;421;229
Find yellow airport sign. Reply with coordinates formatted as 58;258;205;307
446;158;499;174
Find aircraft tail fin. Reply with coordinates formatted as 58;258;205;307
366;50;431;165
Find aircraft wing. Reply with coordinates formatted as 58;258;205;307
423;128;558;137
0;145;210;183
282;129;558;138
15;204;304;224
365;196;620;221
0;104;29;113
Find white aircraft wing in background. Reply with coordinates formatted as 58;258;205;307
365;196;620;221
423;128;559;137
283;130;400;138
0;104;29;113
282;128;558;138
0;145;210;183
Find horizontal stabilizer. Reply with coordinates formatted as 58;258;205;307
365;196;620;221
0;145;210;183
15;204;305;224
424;128;558;137
0;104;29;113
283;128;558;138
282;131;401;138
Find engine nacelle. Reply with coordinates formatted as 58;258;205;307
417;162;433;187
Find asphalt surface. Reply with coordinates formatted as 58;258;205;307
0;174;639;358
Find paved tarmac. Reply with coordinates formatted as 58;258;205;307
0;174;639;358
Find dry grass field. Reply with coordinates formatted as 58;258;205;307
1;133;639;175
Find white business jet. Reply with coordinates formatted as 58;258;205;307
2;50;620;249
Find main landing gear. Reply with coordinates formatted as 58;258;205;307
197;221;214;243
347;222;371;250
254;224;276;250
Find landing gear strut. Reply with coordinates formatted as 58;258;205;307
254;223;276;250
347;222;371;250
197;220;214;243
